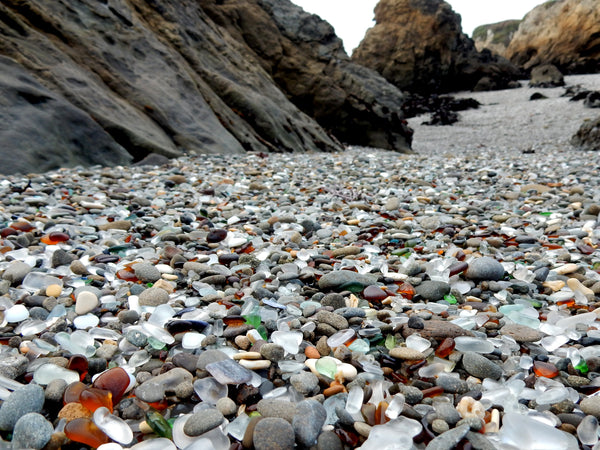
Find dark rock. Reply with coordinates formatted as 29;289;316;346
571;116;600;151
352;0;521;94
529;92;547;101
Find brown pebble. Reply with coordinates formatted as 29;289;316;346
242;416;262;448
305;346;320;359
324;384;346;397
58;402;92;422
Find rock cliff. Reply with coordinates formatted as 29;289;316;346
352;0;521;94
473;20;521;56
0;0;412;174
505;0;600;73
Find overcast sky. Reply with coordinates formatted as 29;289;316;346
292;0;545;53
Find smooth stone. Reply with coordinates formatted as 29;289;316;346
260;343;285;362
316;310;349;330
500;323;543;343
415;281;450;301
135;368;193;403
238;359;271;370
426;424;470;450
75;290;99;315
256;399;297;423
11;413;53;449
216;397;237;416
0;354;28;379
317;430;343;450
138;287;170;306
389;347;426;360
0;384;45;430
580;396;600;419
45;379;68;402
320;293;346;309
253;418;295;450
290;372;319;396
461;352;503;380
465;257;505;281
2;261;31;284
292;400;327;447
196;349;230;370
183;409;224;436
434;402;462;426
465;431;497;450
318;271;377;291
402;320;474;340
331;246;361;257
436;375;469;394
134;263;162;283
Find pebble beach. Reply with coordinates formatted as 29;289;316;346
0;76;600;450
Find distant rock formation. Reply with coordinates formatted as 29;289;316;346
0;0;412;174
352;0;521;94
473;20;521;56
572;117;600;151
200;0;413;153
506;0;600;73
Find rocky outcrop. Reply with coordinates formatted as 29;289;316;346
352;0;521;94
506;0;600;73
529;65;565;88
0;0;412;175
473;20;521;56
199;0;413;152
572;117;600;150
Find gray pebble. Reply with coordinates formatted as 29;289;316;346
317;430;343;450
0;384;45;431
11;413;53;449
254;417;295;450
415;280;451;301
461;352;503;380
580;396;600;418
333;307;366;319
290;372;319;396
398;385;424;404
500;323;543;343
320;293;346;309
466;431;497;450
465;257;505;281
2;261;31;285
0;354;28;380
318;271;377;291
260;343;285;362
426;424;470;450
257;399;298;423
134;263;162;283
293;399;327;447
138;286;169;306
436;374;470;394
45;379;67;402
216;397;237;416
118;309;139;324
315;310;348;330
434;402;462;425
126;329;148;347
183;409;224;436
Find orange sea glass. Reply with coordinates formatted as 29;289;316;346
397;282;415;300
80;387;113;413
68;355;89;381
92;367;130;405
533;361;559;378
435;338;455;358
64;418;110;448
40;231;70;245
64;382;87;404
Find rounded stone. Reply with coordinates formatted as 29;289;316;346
45;284;62;298
75;290;98;315
2;261;31;285
465;257;505;281
138;286;170;306
253;417;295;450
183;409;224;436
216;397;238;416
415;280;451;301
389;347;426;360
500;323;543;343
580;396;600;419
290;371;319;396
256;399;297;423
134;263;162;283
461;351;503;380
260;343;285;362
11;413;53;450
317;430;343;450
0;384;45;431
292;399;327;446
44;379;68;402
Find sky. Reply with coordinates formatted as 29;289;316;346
292;0;545;53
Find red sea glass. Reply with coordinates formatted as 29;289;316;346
92;367;130;405
363;285;388;303
435;338;455;358
68;355;89;381
40;231;70;245
533;361;559;378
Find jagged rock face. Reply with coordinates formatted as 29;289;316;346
200;0;413;152
572;116;600;151
473;20;521;56
352;0;521;94
506;0;600;73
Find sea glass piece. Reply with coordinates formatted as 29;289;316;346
454;336;494;354
271;330;303;354
146;410;172;439
435;338;455;358
533;361;559;378
346;385;364;414
129;438;176;450
80;387;113;413
22;272;63;293
327;329;355;348
405;334;431;353
315;357;338;379
93;406;133;444
5;304;29;323
92;367;132;405
577;415;599;446
205;359;252;385
497;412;577;449
385;393;406;420
193;377;228;404
33;363;80;386
64;418;110;448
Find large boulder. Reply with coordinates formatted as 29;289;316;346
572;117;600;151
506;0;600;73
0;56;132;174
529;64;565;88
352;0;521;94
200;0;413;152
473;20;521;56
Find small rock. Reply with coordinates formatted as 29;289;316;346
0;384;45;430
318;271;377;291
293;399;327;446
500;323;543;343
134;263;162;283
580;396;600;419
138;286;170;306
465;257;505;281
461;352;503;380
415;280;450;301
216;397;237;416
254;417;296;450
75;290;98;315
260;343;285;362
2;261;31;285
183;409;225;436
390;347;426;360
257;399;297;423
426;424;470;450
11;413;53;449
290;372;319;396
